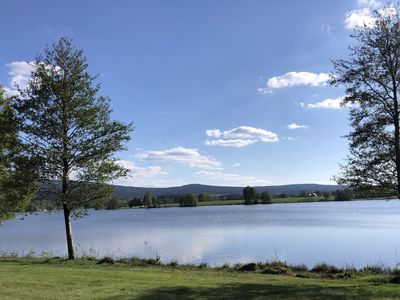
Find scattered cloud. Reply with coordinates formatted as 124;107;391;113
320;24;334;34
258;71;330;94
115;177;185;188
303;97;344;110
3;86;19;97
233;163;241;167
196;170;271;186
137;146;222;169
117;160;167;177
344;8;375;28
4;61;63;97
4;61;35;96
205;129;222;137
257;87;273;95
113;160;185;187
204;126;278;148
204;139;257;148
343;0;396;29
287;123;308;130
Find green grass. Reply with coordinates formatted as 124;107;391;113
197;199;245;206
271;196;335;203
194;196;336;206
1;257;400;299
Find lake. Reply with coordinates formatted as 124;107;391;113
1;200;400;268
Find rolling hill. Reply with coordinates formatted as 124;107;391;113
113;183;345;198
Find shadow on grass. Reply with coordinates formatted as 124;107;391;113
105;283;397;300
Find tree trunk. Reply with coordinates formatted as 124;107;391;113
63;204;75;259
394;119;400;198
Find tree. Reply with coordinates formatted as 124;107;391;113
334;189;355;201
0;86;38;221
16;38;133;259
332;6;400;197
243;186;257;205
198;193;210;202
144;192;153;208
153;196;161;208
179;194;198;207
128;197;142;207
105;196;120;210
260;191;273;204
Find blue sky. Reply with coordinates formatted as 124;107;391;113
0;0;384;187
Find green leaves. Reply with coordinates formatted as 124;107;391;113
15;37;133;258
0;86;38;222
16;37;133;211
332;6;400;196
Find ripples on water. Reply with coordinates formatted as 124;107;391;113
1;200;400;267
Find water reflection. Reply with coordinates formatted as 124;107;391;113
1;200;400;267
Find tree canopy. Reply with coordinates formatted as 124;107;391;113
260;191;273;204
243;186;257;205
332;6;400;197
16;37;133;258
0;86;38;221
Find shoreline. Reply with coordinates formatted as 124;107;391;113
27;196;399;213
1;256;400;299
118;196;399;210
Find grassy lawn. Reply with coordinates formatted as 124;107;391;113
1;258;400;299
271;196;335;204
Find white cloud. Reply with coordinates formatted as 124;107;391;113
204;126;278;148
321;24;334;34
287;123;308;130
4;61;65;97
204;139;257;148
3;86;19;97
257;87;273;95
117;160;167;178
258;72;330;93
305;97;344;109
115;177;185;188
7;61;34;88
196;171;271;186
343;0;397;29
113;160;183;187
205;129;222;138
137;146;222;169
5;61;35;96
344;8;375;28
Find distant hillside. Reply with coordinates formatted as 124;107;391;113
113;183;345;198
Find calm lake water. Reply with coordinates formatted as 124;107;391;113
1;200;400;268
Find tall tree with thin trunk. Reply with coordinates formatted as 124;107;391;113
16;38;133;259
332;5;400;198
0;85;38;222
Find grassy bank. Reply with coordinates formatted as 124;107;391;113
1;257;400;299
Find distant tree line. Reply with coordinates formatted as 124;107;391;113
242;186;273;205
26;184;396;212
